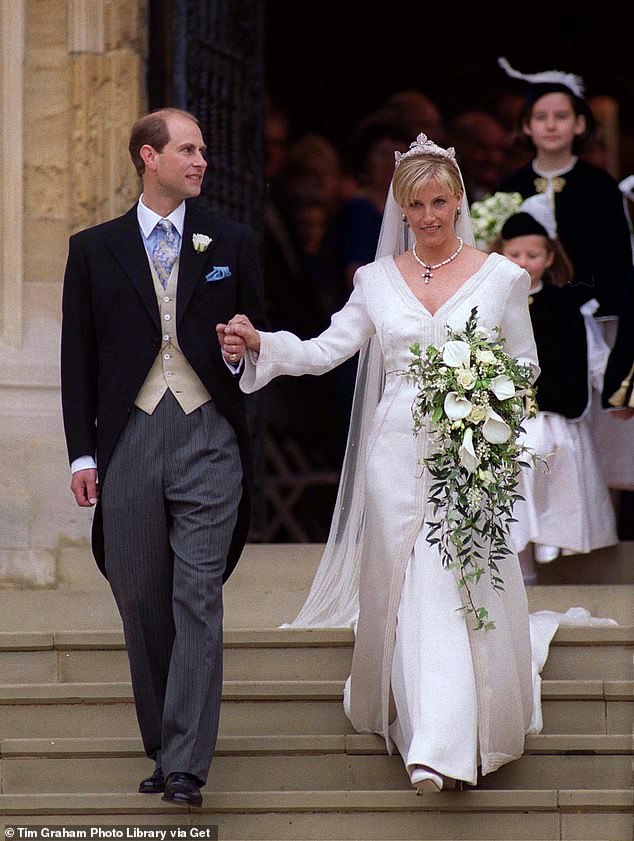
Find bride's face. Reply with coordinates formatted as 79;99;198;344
402;179;462;248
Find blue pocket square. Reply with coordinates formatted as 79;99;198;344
206;266;232;282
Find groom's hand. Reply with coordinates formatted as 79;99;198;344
71;468;99;507
224;314;261;354
216;322;246;364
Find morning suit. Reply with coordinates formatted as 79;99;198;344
60;198;266;782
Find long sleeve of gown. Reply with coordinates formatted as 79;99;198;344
240;277;375;393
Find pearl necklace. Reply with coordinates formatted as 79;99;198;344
412;237;464;283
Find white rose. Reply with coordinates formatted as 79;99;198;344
482;407;512;444
476;349;496;365
458;426;480;473
442;340;471;368
456;368;476;390
444;392;473;420
468;404;486;423
490;374;516;400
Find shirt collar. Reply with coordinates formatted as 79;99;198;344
137;194;186;239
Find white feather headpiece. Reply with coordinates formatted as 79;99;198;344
394;132;457;168
498;56;585;99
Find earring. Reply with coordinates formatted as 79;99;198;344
402;214;409;226
456;207;462;216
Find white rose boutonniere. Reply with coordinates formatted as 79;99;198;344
192;233;212;252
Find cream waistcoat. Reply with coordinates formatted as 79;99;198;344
134;254;211;414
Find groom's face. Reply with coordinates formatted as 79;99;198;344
152;113;208;203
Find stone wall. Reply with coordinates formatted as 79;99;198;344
0;0;147;587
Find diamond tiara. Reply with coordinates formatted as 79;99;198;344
394;133;457;168
498;56;585;99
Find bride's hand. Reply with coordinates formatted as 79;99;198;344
224;314;261;354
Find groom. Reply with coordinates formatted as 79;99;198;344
60;108;265;807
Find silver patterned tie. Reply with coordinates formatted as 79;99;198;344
152;219;179;289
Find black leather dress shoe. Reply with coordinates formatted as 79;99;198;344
162;772;203;807
138;767;165;794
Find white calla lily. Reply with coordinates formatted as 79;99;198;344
490;374;515;400
444;392;473;420
442;340;471;368
458;426;480;473
482;407;512;443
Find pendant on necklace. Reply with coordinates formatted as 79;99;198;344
412;237;464;283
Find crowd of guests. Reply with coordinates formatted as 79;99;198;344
260;84;634;560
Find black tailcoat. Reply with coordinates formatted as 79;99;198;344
61;201;266;582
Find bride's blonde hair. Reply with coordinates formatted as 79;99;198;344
392;155;462;207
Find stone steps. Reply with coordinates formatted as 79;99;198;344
1;625;632;683
0;546;631;839
0;734;630;793
0;790;631;839
0;678;631;739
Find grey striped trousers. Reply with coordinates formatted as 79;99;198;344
101;390;242;783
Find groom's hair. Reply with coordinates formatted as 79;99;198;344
129;108;200;176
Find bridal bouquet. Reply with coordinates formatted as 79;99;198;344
406;307;537;630
470;191;523;250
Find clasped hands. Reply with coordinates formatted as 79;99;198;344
215;314;260;365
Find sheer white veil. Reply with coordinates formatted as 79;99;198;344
284;134;476;629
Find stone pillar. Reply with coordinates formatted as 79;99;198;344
0;0;25;347
0;0;147;588
68;0;145;232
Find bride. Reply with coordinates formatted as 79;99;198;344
219;134;540;793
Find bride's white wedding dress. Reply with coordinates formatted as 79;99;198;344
242;252;542;785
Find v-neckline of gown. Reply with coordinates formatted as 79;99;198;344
385;252;501;319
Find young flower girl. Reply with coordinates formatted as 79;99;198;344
490;192;618;581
